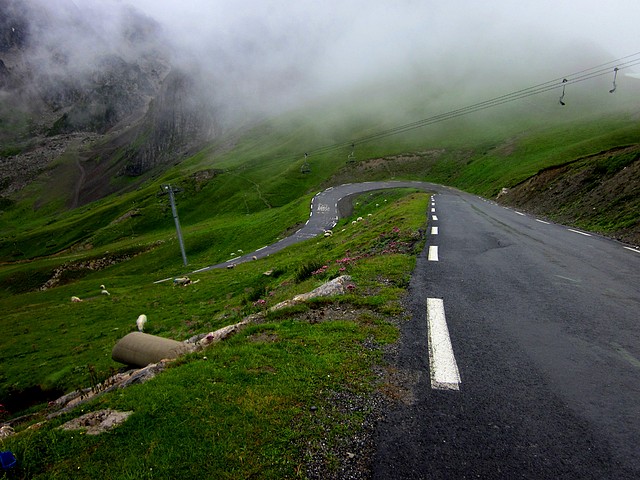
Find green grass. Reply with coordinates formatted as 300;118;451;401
0;190;428;479
6;319;393;479
2;95;638;262
1;78;639;477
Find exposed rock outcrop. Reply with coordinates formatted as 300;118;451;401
0;0;220;203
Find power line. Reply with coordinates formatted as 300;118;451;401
298;52;640;160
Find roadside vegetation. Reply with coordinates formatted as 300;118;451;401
1;189;428;479
1;86;639;477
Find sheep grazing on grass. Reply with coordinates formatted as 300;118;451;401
71;296;83;303
136;314;147;332
100;285;110;296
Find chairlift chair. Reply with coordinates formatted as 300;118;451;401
300;153;311;174
347;143;356;164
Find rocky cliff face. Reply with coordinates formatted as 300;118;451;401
0;0;220;204
121;69;219;176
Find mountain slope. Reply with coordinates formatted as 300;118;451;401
0;0;219;205
497;144;640;244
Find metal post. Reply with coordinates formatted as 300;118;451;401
163;184;188;266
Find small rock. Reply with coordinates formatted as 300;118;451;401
59;409;133;435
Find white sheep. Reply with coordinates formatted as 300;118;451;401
71;296;83;303
136;314;147;332
100;285;110;296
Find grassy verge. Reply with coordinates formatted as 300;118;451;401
0;190;429;479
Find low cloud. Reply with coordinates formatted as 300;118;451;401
8;0;640;124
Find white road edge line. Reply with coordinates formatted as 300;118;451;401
427;298;461;391
428;245;439;261
431;208;436;213
431;226;439;235
536;219;550;224
432;215;438;221
624;246;640;254
568;228;592;237
153;277;173;284
515;211;525;216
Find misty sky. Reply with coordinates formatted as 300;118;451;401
130;0;640;113
16;0;640;118
128;2;639;70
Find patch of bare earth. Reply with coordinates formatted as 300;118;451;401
0;133;100;197
323;149;448;186
497;145;640;246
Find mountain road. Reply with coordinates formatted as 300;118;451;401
373;186;640;479
163;181;640;477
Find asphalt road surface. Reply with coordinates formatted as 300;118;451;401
373;187;640;479
161;181;640;478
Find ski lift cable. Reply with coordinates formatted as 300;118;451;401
345;62;640;143
290;53;640;161
357;62;640;141
304;62;640;157
351;58;640;142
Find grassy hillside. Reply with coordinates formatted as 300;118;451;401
1;189;428;479
2;96;639;263
497;144;640;244
1;81;639;477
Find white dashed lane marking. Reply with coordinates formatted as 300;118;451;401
432;215;438;221
536;219;550;224
624;247;640;254
431;227;439;235
568;229;592;237
427;298;461;391
428;245;439;261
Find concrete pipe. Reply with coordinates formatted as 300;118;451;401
112;332;191;367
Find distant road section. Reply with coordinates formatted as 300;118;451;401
187;181;442;274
